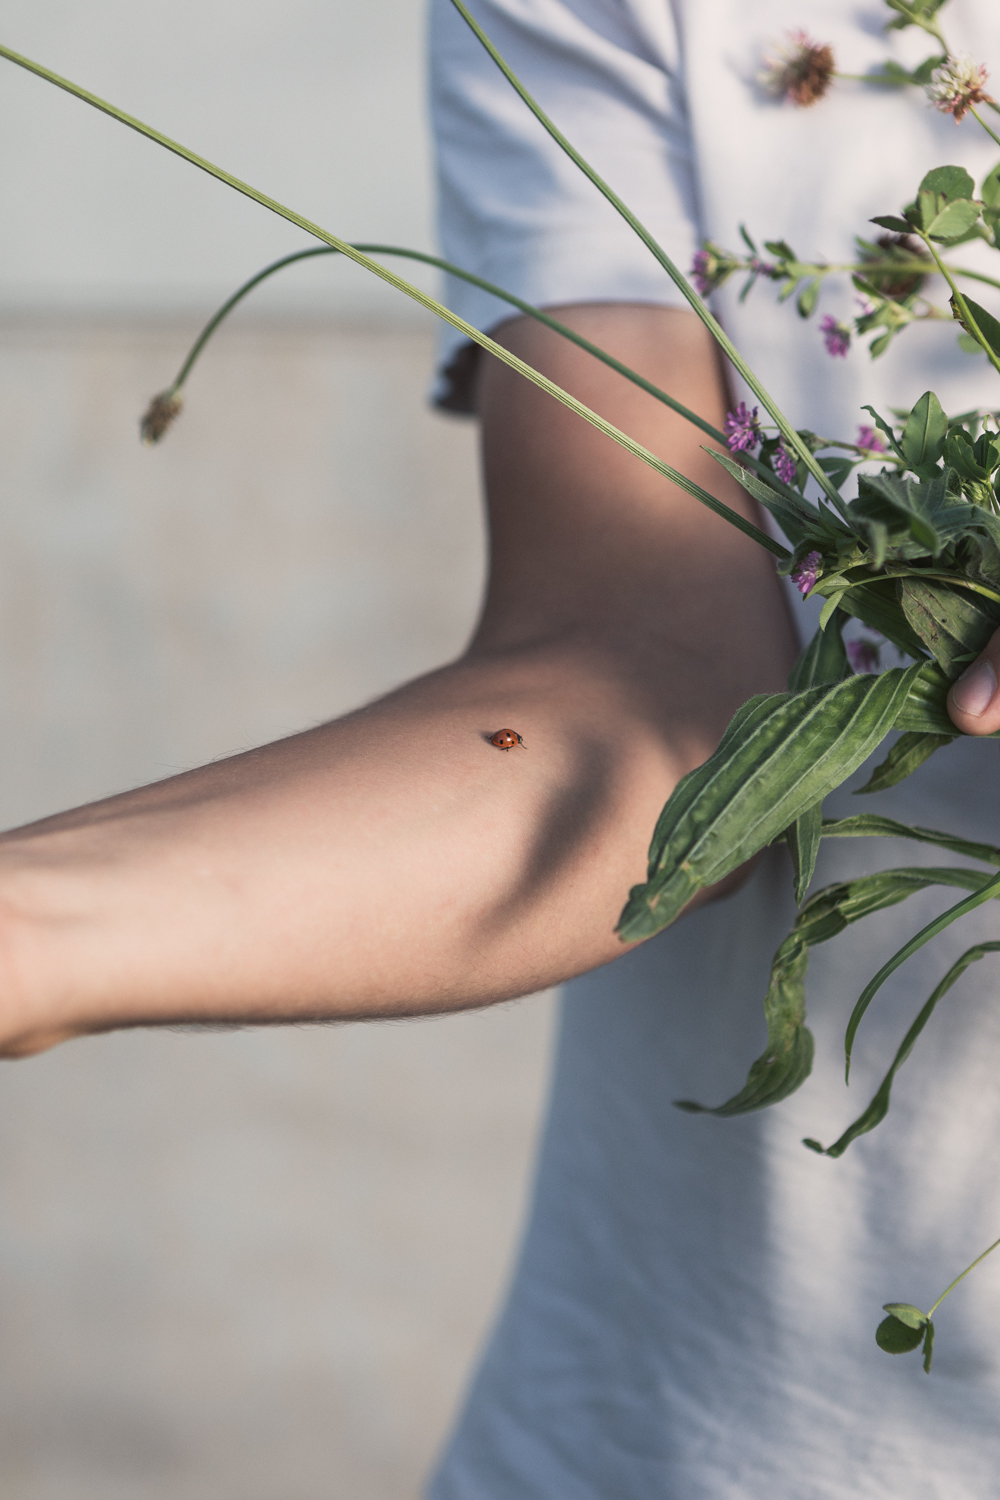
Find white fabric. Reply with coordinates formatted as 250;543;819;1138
427;3;1000;1495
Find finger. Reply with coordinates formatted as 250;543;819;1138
947;629;1000;735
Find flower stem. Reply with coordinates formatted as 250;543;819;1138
970;106;1000;152
0;40;787;560
927;1234;1000;1317
446;0;843;508
920;233;1000;381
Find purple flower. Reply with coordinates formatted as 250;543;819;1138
791;550;822;596
724;402;762;453
847;637;881;675
820;316;851;358
691;249;714;295
856;424;887;454
773;442;797;485
750;256;778;278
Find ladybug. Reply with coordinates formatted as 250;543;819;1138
490;728;525;750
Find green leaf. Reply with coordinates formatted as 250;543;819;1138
821;812;1000;865
788;618;851;691
674;931;814;1116
837;580;928;660
617;667;923;942
677;864;969;1119
923;1319;935;1373
957;295;1000;361
854;732;954;793
892;660;958;735
877;1314;925;1353
981;162;1000;210
920;165;976;203
900;391;948;469
871;214;914;234
926;199;981;242
899;576;1000;676
958;332;985;355
844;868;1000;1080
860;404;905;461
796;279;819;318
809;941;1000;1157
883;1302;928;1330
705;449;818;544
786;801;824;906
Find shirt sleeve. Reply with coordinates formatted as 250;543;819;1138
428;0;702;409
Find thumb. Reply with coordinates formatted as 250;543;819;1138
947;630;1000;735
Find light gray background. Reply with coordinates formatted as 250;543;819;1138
0;7;555;1497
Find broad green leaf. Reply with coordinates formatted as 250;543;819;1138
844;869;1000;1079
926;199;981;242
788;618;850;691
786;801;823;905
854;732;954;793
822;812;1000;866
957;296;1000;361
876;1315;925;1354
675;931;814;1116
808;942;1000;1157
883;1302;928;1330
837;580;928;659
920;165;976;203
617;667;923;942
899;576;1000;676
892;660;958;735
900;391;948;469
982;162;1000;210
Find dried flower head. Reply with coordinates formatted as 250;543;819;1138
820;315;851;358
140;390;183;445
859;233;929;302
926;56;994;123
773;442;797;485
723;402;762;453
847;636;881;675
856;424;888;454
759;31;835;107
791;550;822;596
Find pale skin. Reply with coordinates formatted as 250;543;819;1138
0;303;991;1059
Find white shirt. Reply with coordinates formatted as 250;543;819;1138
428;4;1000;1495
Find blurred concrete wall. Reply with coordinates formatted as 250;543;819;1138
0;7;556;1497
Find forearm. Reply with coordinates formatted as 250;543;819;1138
0;644;701;1052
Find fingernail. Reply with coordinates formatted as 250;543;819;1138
951;658;997;717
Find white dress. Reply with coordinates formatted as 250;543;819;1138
427;3;1000;1495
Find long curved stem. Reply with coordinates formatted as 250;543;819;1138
927;1234;1000;1317
446;0;843;507
156;243;818;513
164;245;726;445
0;41;786;559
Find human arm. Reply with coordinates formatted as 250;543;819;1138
0;305;797;1056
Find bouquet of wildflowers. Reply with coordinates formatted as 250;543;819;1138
6;0;1000;1371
